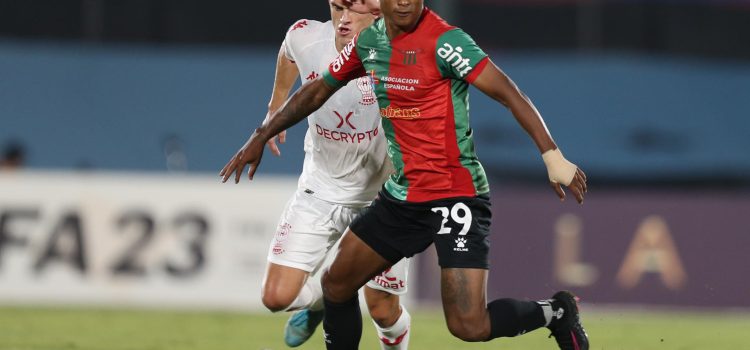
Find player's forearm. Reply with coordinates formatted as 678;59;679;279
255;78;334;141
473;61;558;153
506;92;558;154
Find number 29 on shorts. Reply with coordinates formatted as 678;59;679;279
431;203;472;236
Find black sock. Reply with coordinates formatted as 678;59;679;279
486;298;546;340
323;295;362;349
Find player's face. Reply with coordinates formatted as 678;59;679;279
330;1;376;44
381;0;424;30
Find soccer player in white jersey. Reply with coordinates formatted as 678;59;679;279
254;1;411;349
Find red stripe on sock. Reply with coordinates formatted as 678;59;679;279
571;330;580;350
380;328;409;346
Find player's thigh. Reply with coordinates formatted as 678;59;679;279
349;190;434;266
322;229;392;302
266;190;340;273
440;267;488;317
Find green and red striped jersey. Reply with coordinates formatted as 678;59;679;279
322;8;490;202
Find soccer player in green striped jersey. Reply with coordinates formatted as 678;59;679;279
221;0;588;349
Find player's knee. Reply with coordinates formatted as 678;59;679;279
321;270;353;303
321;270;343;301
261;290;294;312
367;299;399;328
446;315;489;342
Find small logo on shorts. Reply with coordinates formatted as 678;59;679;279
454;237;468;252
272;222;291;255
275;223;291;241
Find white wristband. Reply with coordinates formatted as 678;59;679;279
542;149;577;186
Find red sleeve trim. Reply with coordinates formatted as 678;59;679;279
326;34;365;83
465;56;489;84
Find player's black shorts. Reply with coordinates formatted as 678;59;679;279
350;188;492;269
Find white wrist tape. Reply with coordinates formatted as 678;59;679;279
542;149;577;186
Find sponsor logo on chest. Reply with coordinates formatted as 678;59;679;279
437;43;474;77
368;70;420;92
315;110;380;143
379;105;421;120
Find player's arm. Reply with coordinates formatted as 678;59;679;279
472;62;587;203
220;77;338;183
220;35;365;184
264;42;300;156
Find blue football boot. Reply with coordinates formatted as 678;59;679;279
284;309;325;347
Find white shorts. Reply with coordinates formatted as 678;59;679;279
267;189;408;295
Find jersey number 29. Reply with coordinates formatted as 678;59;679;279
431;203;472;236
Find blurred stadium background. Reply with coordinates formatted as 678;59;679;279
1;0;750;349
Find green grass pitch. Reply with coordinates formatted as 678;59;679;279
1;306;748;349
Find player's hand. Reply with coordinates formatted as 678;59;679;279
336;0;381;15
219;131;266;184
266;130;286;156
550;167;587;204
542;148;587;204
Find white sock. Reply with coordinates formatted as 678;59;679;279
537;299;554;326
373;305;411;350
284;278;323;312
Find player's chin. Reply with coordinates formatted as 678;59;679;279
336;33;354;42
394;11;420;26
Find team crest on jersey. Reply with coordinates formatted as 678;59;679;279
356;77;376;105
396;48;422;65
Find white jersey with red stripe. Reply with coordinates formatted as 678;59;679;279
283;19;390;206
